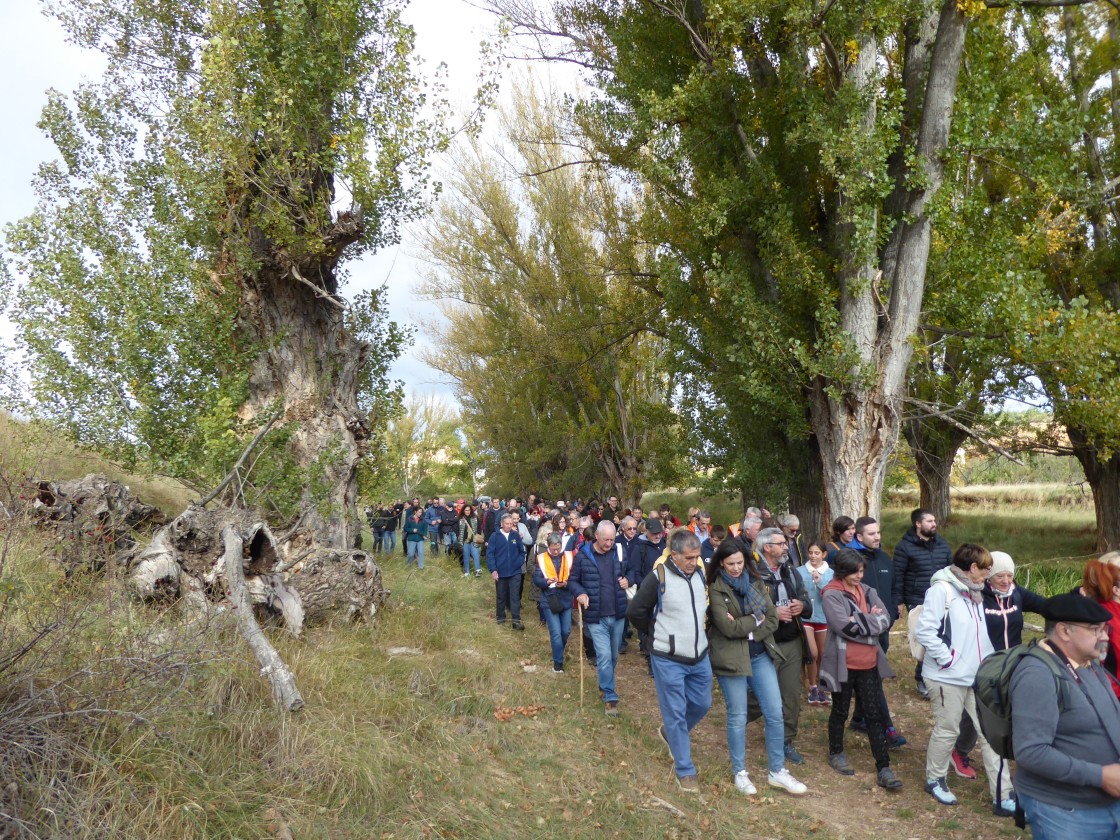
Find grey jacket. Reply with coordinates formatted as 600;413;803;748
1011;647;1120;808
819;581;895;692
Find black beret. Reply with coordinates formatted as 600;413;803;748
1045;592;1112;624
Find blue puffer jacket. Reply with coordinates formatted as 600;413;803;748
568;542;629;623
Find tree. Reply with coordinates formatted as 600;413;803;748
4;0;443;548
359;393;466;499
419;81;684;504
486;0;1105;525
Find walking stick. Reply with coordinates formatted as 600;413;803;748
578;604;585;712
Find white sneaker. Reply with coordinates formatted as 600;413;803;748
768;768;808;796
734;770;757;795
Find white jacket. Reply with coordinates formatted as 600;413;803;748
917;567;994;687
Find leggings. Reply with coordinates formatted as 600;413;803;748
829;667;890;771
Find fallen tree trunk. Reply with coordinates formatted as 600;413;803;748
221;524;304;712
128;506;388;634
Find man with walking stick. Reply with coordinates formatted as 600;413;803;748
568;520;630;717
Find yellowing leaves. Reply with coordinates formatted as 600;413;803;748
957;0;987;17
843;40;860;66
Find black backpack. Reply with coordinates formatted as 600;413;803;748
973;640;1069;760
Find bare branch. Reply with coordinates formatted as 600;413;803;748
905;397;1024;464
196;413;280;508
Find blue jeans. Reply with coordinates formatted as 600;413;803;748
586;616;625;703
428;525;440;552
1019;791;1120;840
717;651;786;775
382;530;396;552
544;606;572;667
406;539;425;569
462;542;480;573
443;531;456;549
650;654;713;779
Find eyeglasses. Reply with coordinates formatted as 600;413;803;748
768;540;789;548
1066;622;1112;637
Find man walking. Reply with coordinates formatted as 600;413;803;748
628;530;712;793
489;513;525;630
1010;593;1120;838
749;527;812;765
568;521;630;716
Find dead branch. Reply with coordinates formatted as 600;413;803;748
221;525;304;712
196;414;280;508
904;398;1025;465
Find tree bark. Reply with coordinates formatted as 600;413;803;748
904;420;964;525
1068;423;1120;553
813;0;968;521
238;257;370;550
787;433;824;543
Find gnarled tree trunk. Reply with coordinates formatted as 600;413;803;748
904;417;969;525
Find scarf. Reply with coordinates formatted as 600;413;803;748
948;565;985;604
721;570;769;620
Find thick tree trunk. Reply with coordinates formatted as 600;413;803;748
787;434;825;543
128;506;388;632
1068;423;1120;553
904;417;968;524
810;381;901;521
239;257;370;550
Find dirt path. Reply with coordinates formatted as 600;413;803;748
560;626;1027;840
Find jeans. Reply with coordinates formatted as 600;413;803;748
718;651;786;775
428;525;440;553
495;574;522;623
829;667;890;771
443;531;456;549
461;542;480;573
406;539;425;569
586;616;625;703
382;530;396;552
544;607;572;667
1018;791;1120;840
747;636;803;743
373;527;384;551
651;654;713;778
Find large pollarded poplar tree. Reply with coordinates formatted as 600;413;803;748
487;0;1100;525
6;0;440;548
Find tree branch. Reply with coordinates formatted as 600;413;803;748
196;413;280;507
904;397;1024;464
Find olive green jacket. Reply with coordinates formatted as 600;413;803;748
707;574;781;677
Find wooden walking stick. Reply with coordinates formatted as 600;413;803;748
578;603;585;712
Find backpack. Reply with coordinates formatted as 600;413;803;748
907;580;954;661
973;640;1069;760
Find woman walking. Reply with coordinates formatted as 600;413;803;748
457;503;482;577
403;506;427;570
915;544;1014;814
707;540;808;797
532;532;575;673
819;549;903;791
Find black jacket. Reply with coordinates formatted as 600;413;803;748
892;529;952;609
626;534;666;586
755;559;812;643
982;583;1048;651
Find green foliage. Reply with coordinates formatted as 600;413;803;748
357;393;471;501
420;80;686;502
3;0;443;503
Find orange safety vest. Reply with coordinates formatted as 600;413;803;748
728;523;742;538
537;550;574;582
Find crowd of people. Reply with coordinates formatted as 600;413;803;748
363;495;1120;836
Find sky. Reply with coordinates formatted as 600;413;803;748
0;0;521;408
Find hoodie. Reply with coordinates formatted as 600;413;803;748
917;566;993;687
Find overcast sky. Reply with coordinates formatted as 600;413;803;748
0;0;526;407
